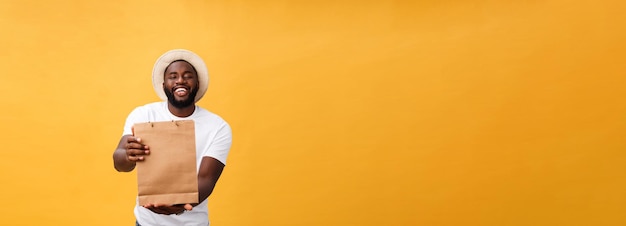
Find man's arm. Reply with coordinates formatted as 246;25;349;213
197;156;225;204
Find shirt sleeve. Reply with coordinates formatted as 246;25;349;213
122;107;144;136
205;121;232;165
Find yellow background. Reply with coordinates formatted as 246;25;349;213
1;0;625;225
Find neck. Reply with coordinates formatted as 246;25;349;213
167;103;195;117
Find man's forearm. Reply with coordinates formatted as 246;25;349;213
195;157;225;205
197;178;217;204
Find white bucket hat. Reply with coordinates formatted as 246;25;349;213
152;49;209;103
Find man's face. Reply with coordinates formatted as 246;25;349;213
163;60;199;109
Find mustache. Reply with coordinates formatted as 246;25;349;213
163;84;199;108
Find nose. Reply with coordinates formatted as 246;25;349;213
175;76;186;84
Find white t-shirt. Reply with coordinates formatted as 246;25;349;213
122;101;232;226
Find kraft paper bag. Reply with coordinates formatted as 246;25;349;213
133;120;198;206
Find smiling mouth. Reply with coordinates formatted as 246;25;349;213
174;87;189;97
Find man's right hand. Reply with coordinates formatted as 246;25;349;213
125;136;150;161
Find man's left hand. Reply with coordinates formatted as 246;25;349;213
142;203;193;215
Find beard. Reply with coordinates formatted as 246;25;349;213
164;85;198;109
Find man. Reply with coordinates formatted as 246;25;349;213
113;49;232;226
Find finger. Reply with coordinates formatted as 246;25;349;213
127;137;148;148
127;143;150;155
126;148;149;157
144;203;166;209
152;203;172;208
126;142;139;150
127;136;138;143
126;142;146;150
127;155;144;161
184;204;193;211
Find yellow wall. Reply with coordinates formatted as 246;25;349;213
1;0;625;225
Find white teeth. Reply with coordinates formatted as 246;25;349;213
175;88;187;93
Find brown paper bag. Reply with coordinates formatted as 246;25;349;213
133;120;198;206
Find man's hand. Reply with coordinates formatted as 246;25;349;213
142;203;194;215
125;136;150;161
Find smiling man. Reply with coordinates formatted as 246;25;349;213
113;49;232;226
